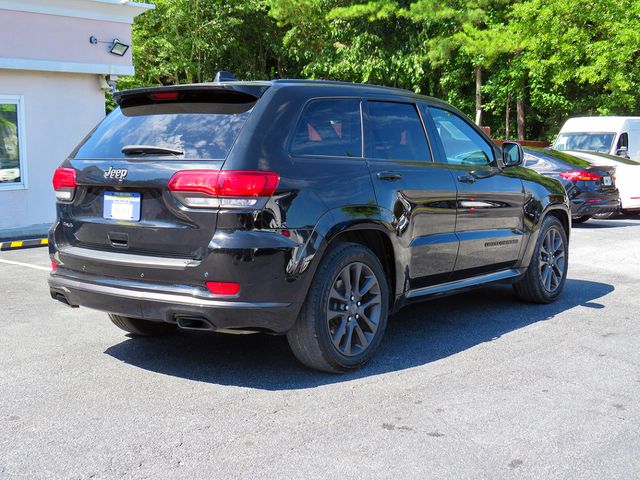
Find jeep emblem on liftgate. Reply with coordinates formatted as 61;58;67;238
104;166;128;181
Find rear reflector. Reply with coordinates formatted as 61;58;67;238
206;281;240;296
168;170;279;207
51;260;57;272
559;170;602;181
585;199;602;203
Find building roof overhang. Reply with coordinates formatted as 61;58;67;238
0;0;154;24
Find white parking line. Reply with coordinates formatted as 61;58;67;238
0;258;50;271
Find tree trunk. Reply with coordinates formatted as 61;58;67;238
505;94;511;140
517;98;526;141
475;66;482;126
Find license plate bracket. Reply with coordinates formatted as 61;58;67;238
103;192;141;221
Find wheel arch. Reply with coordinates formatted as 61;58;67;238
311;207;401;310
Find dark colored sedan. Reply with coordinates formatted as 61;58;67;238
523;147;619;223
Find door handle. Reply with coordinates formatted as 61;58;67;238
457;174;476;184
377;171;402;181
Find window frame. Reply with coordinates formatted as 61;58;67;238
287;96;365;160
0;94;28;191
363;98;435;163
423;104;499;168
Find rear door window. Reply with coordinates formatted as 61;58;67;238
290;99;362;158
73;100;254;160
366;101;431;161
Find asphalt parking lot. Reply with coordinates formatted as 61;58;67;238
1;218;639;480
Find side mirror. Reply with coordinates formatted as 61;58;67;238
502;141;523;167
615;146;629;158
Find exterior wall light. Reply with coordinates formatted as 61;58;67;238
89;36;130;56
110;39;130;56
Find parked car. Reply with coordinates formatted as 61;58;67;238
563;150;640;217
522;147;619;223
553;116;640;160
48;79;571;372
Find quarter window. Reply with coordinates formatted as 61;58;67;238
430;108;494;166
366;102;431;161
290;99;362;157
0;95;26;189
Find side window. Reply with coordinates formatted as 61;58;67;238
524;152;564;171
366;101;431;161
429;107;494;166
290;99;362;158
0;95;26;189
617;132;628;149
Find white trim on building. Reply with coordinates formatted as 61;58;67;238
0;0;154;24
0;58;135;76
0;94;28;192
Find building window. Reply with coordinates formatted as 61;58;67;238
0;95;27;190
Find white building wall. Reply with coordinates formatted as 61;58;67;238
0;70;105;231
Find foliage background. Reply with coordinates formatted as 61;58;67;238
119;0;640;141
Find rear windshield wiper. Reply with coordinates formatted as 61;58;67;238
122;145;184;156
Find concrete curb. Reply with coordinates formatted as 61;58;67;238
0;238;48;251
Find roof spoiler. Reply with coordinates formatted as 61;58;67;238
113;82;271;107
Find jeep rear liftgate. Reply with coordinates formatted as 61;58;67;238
52;88;260;259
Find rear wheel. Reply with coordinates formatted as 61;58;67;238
108;314;177;336
287;243;389;373
514;216;568;304
572;215;591;224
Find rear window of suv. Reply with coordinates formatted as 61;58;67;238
73;100;254;160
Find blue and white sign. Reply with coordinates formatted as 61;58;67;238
103;191;141;221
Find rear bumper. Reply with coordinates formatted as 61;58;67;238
570;197;619;217
620;196;640;211
49;270;301;333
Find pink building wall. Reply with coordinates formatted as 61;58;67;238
0;10;133;69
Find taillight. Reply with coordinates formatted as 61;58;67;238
52;167;76;201
51;260;57;272
168;170;279;208
559;170;601;181
206;281;240;296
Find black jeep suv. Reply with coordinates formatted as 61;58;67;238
49;79;571;372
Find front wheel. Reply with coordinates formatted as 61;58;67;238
514;216;568;304
572;215;591;224
287;243;389;373
109;314;177;336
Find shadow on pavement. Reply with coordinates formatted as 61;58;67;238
573;218;640;229
104;278;614;390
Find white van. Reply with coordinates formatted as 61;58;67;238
553;117;640;160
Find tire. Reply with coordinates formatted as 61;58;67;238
514;216;568;304
108;313;177;336
287;242;389;373
572;215;591;224
593;211;617;219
